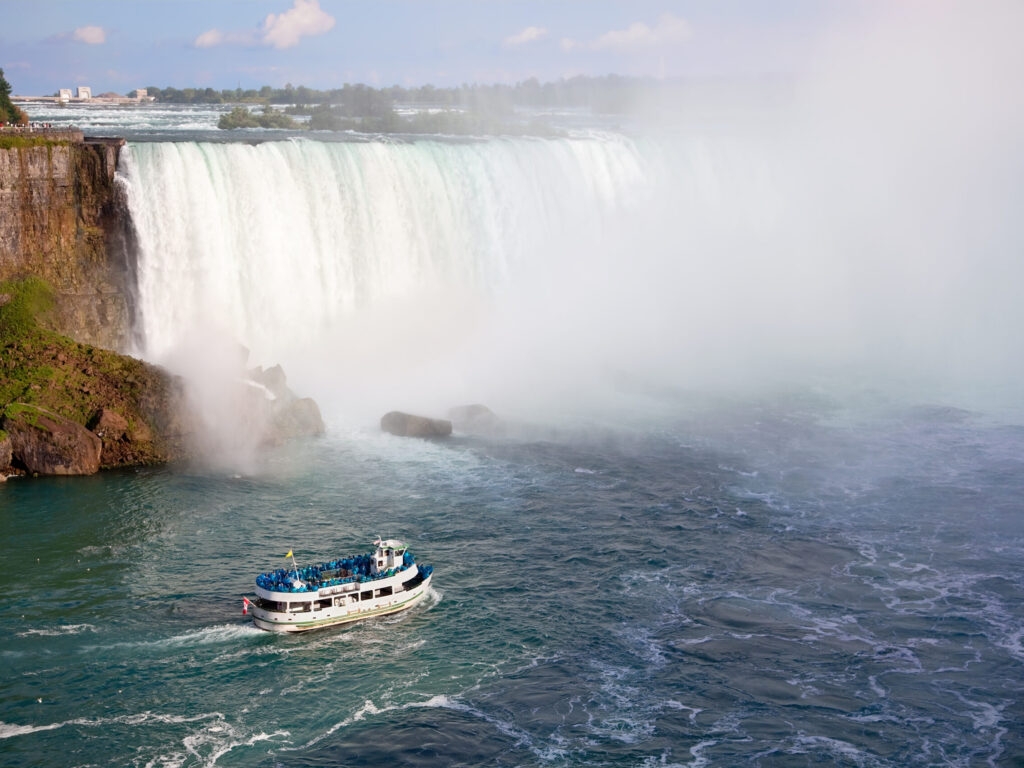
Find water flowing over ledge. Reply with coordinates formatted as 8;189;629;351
121;136;649;364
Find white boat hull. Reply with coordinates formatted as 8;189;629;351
250;573;432;634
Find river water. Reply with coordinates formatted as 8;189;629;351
2;400;1023;767
3;103;1022;767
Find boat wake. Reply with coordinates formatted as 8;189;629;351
82;623;266;653
16;623;96;638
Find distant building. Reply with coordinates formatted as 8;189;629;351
58;89;72;103
76;86;92;100
134;89;148;101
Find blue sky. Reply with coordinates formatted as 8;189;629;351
2;1;851;94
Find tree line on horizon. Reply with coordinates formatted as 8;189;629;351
140;75;656;115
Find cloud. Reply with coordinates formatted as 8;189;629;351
194;29;225;48
195;27;259;48
261;0;335;49
194;0;334;50
504;26;549;48
568;14;691;54
73;25;106;45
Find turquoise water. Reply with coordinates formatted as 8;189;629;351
2;401;1023;767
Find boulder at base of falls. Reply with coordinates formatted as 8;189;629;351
380;411;453;438
448;403;502;435
249;364;290;401
86;406;157;467
271;397;326;441
2;403;102;475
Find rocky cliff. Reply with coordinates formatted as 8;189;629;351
0;140;327;478
0;133;135;351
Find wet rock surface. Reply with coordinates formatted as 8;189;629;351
381;411;453;438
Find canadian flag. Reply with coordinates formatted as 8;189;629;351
243;597;251;615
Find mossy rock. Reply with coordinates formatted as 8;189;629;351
1;403;101;475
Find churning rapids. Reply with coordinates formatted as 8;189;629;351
3;103;1024;766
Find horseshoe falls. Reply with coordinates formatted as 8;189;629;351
120;136;670;423
120;133;1024;425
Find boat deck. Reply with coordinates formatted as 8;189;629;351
256;550;417;594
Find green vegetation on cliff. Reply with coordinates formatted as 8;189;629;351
0;134;69;150
0;276;54;343
0;277;184;468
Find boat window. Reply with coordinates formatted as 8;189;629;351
376;586;393;598
360;590;373;601
316;599;332;610
402;572;425;591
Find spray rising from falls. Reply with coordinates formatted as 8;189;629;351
120;127;1024;423
120;136;679;419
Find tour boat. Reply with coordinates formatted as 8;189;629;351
246;538;434;633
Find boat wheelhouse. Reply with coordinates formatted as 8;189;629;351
247;538;434;633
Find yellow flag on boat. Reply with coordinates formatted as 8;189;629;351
285;550;293;558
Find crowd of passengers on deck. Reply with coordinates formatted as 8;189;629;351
257;551;416;594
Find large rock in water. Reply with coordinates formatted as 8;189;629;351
2;403;102;475
272;397;326;440
381;411;452;438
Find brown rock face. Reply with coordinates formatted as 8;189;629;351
2;403;102;475
0;431;11;471
88;407;130;438
0;139;134;351
380;411;453;438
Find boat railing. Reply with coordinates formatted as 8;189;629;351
256;552;420;594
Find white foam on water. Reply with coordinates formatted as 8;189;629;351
16;623;96;638
788;734;886;767
83;623;265;653
0;720;64;739
0;711;224;741
661;700;702;724
685;739;720;768
290;690;568;762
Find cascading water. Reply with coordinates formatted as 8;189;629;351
117;134;794;421
121;137;650;363
119;127;1024;422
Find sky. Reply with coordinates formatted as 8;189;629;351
0;0;853;94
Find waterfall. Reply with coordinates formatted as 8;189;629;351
120;137;651;365
119;130;1024;420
